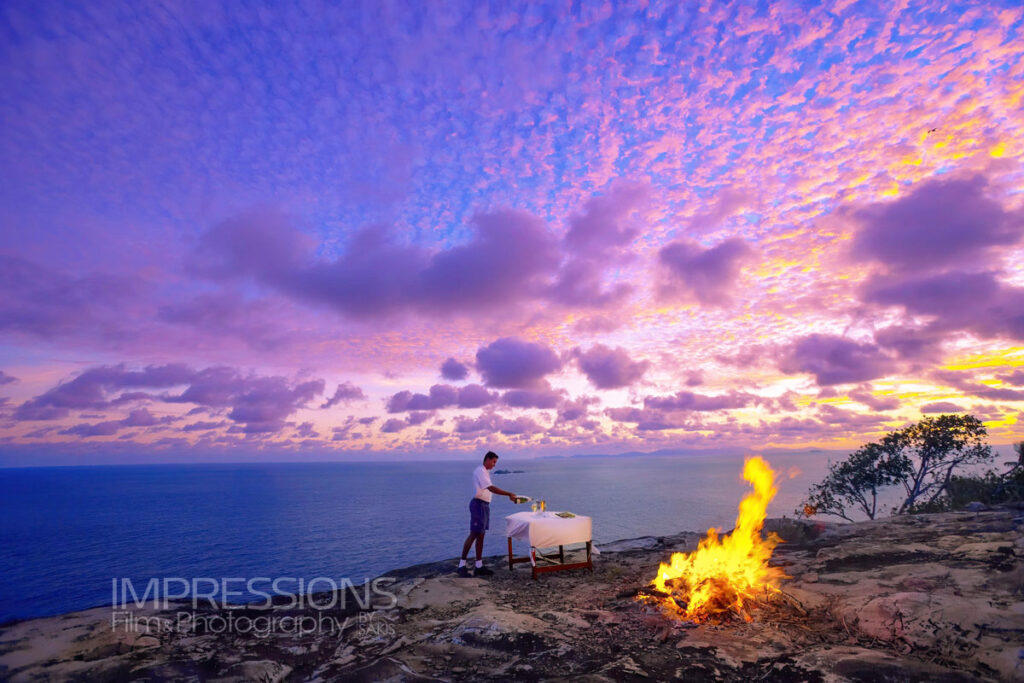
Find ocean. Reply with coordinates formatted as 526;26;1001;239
0;452;837;624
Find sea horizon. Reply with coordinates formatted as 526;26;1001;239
0;451;843;625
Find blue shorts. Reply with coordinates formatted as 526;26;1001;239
469;498;489;534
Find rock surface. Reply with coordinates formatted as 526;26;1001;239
1;507;1022;681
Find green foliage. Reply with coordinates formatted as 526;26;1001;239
799;442;912;522
910;467;1024;512
892;414;993;513
799;414;996;521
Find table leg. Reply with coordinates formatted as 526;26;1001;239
559;545;564;564
508;537;513;570
531;547;537;580
587;541;592;571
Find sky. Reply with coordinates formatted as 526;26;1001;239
1;0;1023;465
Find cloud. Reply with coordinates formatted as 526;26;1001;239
643;390;753;412
564;182;648;258
0;255;143;341
453;411;544;436
931;370;1024;402
658;237;753;305
603;406;690;431
872;324;945;361
475;337;562;388
998;369;1024;386
779;334;896;386
0;371;18;386
686;188;751;233
440;358;469;381
321;382;366;408
386;383;499;412
14;363;194;420
862;270;1024;342
920;401;966;414
556;395;599;422
192;208;562;320
549;183;647;308
221;377;325;433
59;420;123;437
15;363;324;433
121;408;170;427
575;344;649;389
850;174;1024;274
848;385;900;411
380;417;409;433
183;420;226;432
502;381;565;409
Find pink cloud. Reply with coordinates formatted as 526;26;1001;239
575;344;650;389
475;337;562;389
658;237;753;305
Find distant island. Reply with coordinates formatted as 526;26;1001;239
493;468;524;474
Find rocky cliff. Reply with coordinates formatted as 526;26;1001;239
1;506;1021;681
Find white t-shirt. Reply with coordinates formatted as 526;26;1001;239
473;464;493;502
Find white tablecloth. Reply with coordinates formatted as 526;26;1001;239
505;511;592;548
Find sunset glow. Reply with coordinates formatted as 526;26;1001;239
1;1;1023;464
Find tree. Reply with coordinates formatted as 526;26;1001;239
799;442;912;522
893;414;993;513
799;414;995;521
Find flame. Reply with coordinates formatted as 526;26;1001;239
643;456;786;622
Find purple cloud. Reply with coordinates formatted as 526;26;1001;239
998;369;1024;386
121;408;167;427
321;382;366;408
659;237;752;305
223;377;325;433
932;370;1024;402
643;390;752;412
14;363;194;420
850;174;1024;274
863;270;1024;342
387;383;499;412
15;363;324;434
0;371;18;386
872;324;945;361
920;402;965;414
453;411;544;436
502;381;565;409
575;344;649;389
183;421;226;432
0;255;142;340
548;183;647;308
780;334;896;386
193;209;562;320
564;182;648;258
381;418;409;433
456;384;497;408
847;386;900;411
557;395;599;422
440;358;469;381
59;420;123;437
475;337;562;388
604;406;689;431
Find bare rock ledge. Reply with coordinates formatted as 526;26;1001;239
1;507;1022;682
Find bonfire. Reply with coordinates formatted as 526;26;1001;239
640;456;787;623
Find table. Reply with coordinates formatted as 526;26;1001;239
505;511;593;579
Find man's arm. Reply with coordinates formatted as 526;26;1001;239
487;484;517;501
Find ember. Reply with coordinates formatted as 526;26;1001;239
640;456;787;623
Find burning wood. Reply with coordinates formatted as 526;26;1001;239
639;456;787;623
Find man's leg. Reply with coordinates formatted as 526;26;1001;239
461;532;479;560
475;532;485;560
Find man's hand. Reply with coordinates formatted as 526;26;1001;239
508;493;518;503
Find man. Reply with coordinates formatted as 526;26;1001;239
458;451;517;577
